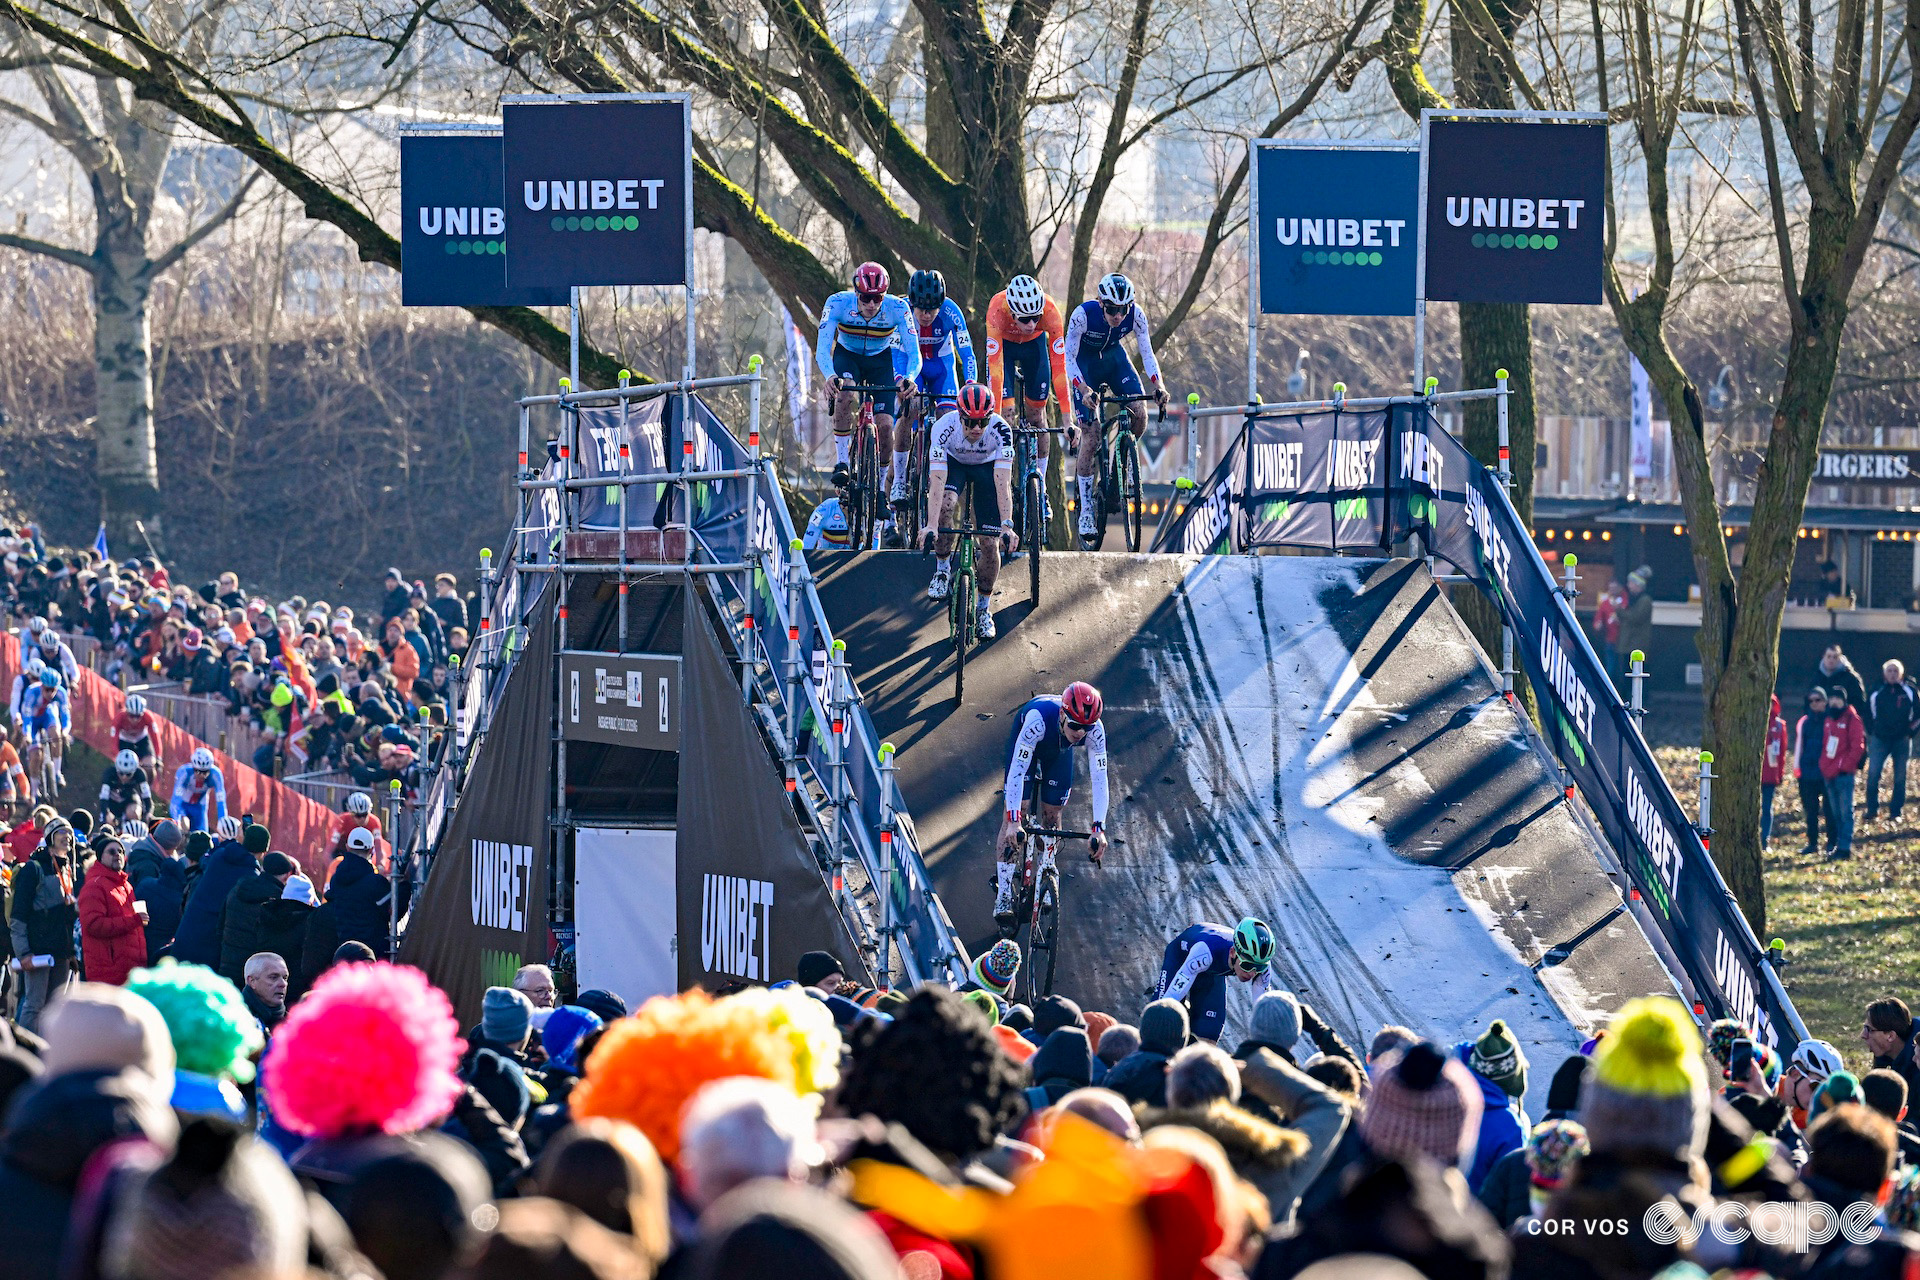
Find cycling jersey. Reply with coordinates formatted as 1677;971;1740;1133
815;291;923;382
1003;695;1109;825
906;299;977;404
0;741;24;798
929;411;1014;470
99;764;153;816
19;685;69;737
170;763;228;827
1064;299;1161;389
1155;921;1272;1042
31;638;79;686
113;708;160;745
802;497;852;551
984;291;1072;417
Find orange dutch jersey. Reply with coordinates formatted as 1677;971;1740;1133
983;292;1071;417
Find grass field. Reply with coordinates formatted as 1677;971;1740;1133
1654;744;1920;1073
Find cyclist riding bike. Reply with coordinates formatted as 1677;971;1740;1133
19;667;70;786
985;274;1072;430
815;262;921;490
32;625;80;687
1066;272;1167;536
1154;918;1276;1044
170;745;229;833
996;680;1110;929
99;749;153;825
9;654;45;742
920;383;1018;642
890;269;979;535
801;495;853;551
0;738;26;814
113;693;161;765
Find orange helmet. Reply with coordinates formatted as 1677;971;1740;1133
1061;681;1103;726
957;382;994;420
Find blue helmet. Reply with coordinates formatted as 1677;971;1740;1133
38;668;59;689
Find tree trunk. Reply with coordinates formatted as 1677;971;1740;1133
92;258;163;550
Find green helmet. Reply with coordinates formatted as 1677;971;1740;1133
1233;917;1275;968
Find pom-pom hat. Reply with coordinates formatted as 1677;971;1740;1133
1580;995;1708;1162
1360;1041;1482;1169
971;939;1021;997
125;960;265;1083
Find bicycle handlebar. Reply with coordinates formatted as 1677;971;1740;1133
836;383;901;394
1022;820;1094;840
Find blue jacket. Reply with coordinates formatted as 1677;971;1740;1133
1455;1043;1531;1193
133;854;189;958
173;840;259;967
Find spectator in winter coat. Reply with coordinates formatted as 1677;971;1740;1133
301;832;395;985
254;875;317;1003
1762;693;1790;847
1818;642;1870;716
383;618;422;688
380;567;412;623
4;804;53;864
1864;996;1920;1108
431;572;468;637
8;822;77;1031
131;837;188;960
242;950;289;1031
1475;1053;1587;1228
76;836;146;986
122;819;182;890
1797;687;1832;853
1866;659;1920;823
1592;578;1626;675
1614;566;1654;689
1456;1019;1532;1194
172;821;266;966
218;850;295;985
1821;686;1869;858
1104;999;1189;1108
1025;1027;1094;1109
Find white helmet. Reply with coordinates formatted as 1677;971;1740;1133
347;791;373;816
1096;272;1135;307
26;617;46;636
1005;274;1045;319
124;694;147;717
191;747;215;771
1790;1038;1845;1083
22;655;43;677
217;815;243;840
35;629;57;649
115;749;140;774
122;820;149;839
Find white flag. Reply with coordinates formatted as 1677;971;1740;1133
1629;354;1653;479
781;305;811;450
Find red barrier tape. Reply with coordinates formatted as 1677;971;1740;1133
0;633;339;880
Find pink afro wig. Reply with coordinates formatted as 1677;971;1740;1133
261;962;466;1139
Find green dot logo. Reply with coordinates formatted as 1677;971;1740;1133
456;241;471;255
624;216;639;231
1544;234;1559;249
1471;233;1485;248
1369;252;1383;266
488;241;503;254
550;216;565;231
1528;234;1545;249
444;241;458;255
564;216;581;231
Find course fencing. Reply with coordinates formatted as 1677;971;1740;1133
1157;390;1808;1054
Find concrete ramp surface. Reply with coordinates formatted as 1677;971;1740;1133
816;552;1673;1111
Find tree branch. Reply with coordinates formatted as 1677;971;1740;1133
0;229;100;274
144;167;259;277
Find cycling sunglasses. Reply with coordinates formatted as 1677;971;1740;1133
1100;302;1128;315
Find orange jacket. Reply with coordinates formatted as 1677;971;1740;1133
78;865;146;986
984;291;1071;418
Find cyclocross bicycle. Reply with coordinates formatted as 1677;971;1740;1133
1000;794;1092;1000
896;389;938;548
830;382;895;551
1077;394;1159;552
1009;418;1063;605
920;513;993;704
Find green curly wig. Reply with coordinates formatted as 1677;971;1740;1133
125;959;266;1083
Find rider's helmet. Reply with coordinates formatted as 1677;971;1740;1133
21;655;42;677
957;383;994;421
38;668;59;689
191;746;214;772
26;617;46;637
1790;1037;1845;1083
114;749;140;775
125;694;147;717
907;268;946;311
1060;680;1103;726
347;791;373;816
216;815;242;840
1232;917;1276;970
1096;273;1135;308
35;629;57;650
851;262;890;299
122;820;149;840
1005;274;1045;319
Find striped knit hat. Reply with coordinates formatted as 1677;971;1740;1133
970;940;1021;997
1581;996;1708;1162
1360;1041;1482;1169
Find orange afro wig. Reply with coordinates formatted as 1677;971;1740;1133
570;986;840;1162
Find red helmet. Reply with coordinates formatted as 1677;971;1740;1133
1061;681;1103;726
957;382;994;420
852;262;889;298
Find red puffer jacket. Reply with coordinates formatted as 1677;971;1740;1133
77;864;147;986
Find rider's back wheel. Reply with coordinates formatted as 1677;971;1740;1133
951;567;972;703
1025;472;1044;604
1034;866;1060;997
1119;433;1143;552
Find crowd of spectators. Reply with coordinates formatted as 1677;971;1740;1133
1;913;1919;1280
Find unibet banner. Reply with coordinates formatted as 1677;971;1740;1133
1423;120;1606;304
1256;146;1417;316
400;133;568;307
504;98;690;289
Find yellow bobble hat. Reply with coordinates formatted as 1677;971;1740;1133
1582;996;1709;1162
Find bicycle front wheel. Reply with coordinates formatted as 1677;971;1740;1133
951;569;972;703
1025;472;1044;604
1119;433;1143;552
1034;866;1060;997
859;430;881;550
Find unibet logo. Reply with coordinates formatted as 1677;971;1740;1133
471;839;534;932
1714;929;1777;1050
523;179;667;232
1276;216;1405;267
701;874;774;981
1445;197;1585;251
419;206;506;256
1538;625;1598;744
1251;441;1305;492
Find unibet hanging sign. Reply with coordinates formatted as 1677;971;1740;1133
1255;144;1418;317
1423;119;1606;305
504;97;691;290
400;132;568;308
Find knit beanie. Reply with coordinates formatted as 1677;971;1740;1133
41;983;177;1081
1580;996;1709;1162
961;990;1002;1027
1083;1010;1117;1049
242;823;271;855
1809;1070;1864;1126
183;832;211;864
542;1006;606;1074
260;851;296;879
990;1023;1036;1065
574;989;628;1024
483;986;535;1046
152;819;183;850
125;961;265;1083
101;1121;310;1280
970;940;1021;997
1033;995;1085;1038
1360;1042;1482;1169
1524;1119;1590;1216
1139;999;1190;1057
1468;1019;1529;1099
1249;991;1303;1051
1546;1054;1588;1115
796;951;846;990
